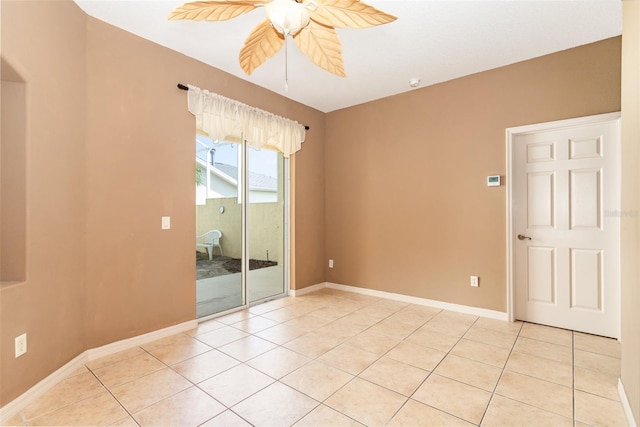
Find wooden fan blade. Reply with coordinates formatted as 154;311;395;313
305;0;397;28
239;19;285;75
169;0;268;21
294;20;345;77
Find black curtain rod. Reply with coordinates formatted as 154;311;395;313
177;83;309;131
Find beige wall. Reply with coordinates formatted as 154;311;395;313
325;37;621;312
0;0;88;405
621;1;640;424
82;8;326;346
83;15;197;347
292;118;326;289
0;0;325;406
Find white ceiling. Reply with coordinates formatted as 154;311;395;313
73;0;622;113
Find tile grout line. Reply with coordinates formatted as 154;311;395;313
97;340;233;426
259;298;400;423
182;305;563;425
189;294;362;425
327;306;444;425
477;320;524;426
20;361;141;426
572;330;576;424
220;294;353;425
261;293;388;425
496;324;581;422
21;290;621;426
393;315;476;425
334;303;500;425
86;358;139;426
242;297;435;425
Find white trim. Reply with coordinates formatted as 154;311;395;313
326;282;508;321
291;282;509;319
86;320;197;361
505;112;622;327
290;282;327;297
506;126;516;322
613;117;623;340
0;319;197;423
618;379;638;427
506;112;621;136
284;157;291;297
0;352;87;424
241;137;247;302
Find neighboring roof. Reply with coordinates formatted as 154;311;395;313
212;163;277;192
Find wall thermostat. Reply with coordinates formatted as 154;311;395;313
487;175;501;187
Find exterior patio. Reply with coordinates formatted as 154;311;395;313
195;252;284;317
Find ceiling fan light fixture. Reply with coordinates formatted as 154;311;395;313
169;0;397;77
266;0;310;36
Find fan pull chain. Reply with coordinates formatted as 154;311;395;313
284;37;289;93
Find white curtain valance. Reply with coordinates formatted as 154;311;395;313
187;85;305;158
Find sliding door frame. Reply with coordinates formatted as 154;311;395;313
197;138;289;322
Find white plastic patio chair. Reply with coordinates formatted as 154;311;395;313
196;230;223;260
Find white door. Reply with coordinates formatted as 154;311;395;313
511;114;620;338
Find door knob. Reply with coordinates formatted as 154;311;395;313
517;234;532;241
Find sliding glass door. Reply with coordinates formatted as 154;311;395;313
195;136;287;319
195;138;243;318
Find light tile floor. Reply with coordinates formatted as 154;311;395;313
3;288;629;427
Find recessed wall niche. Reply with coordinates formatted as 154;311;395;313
1;57;27;283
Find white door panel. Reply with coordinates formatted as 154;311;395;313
526;246;556;303
570;168;602;230
512;116;620;338
570;248;602;310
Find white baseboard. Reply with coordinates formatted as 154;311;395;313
325;282;509;321
619;378;638;427
0;352;88;424
290;282;327;297
87;320;198;361
0;319;197;423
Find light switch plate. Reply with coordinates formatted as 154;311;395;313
162;216;171;230
15;333;27;358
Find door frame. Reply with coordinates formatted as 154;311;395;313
505;112;621;332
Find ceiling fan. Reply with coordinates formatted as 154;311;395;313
168;0;397;78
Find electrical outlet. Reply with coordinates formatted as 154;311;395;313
15;333;27;358
329;259;334;268
470;276;479;287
